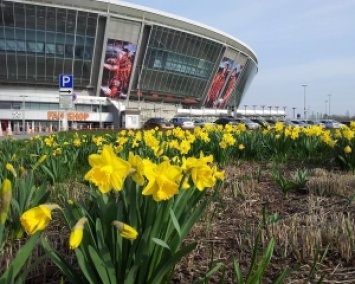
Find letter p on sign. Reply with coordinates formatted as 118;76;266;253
59;74;74;89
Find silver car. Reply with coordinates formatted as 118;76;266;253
320;120;345;129
234;118;260;130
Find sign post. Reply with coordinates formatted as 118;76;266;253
59;74;74;131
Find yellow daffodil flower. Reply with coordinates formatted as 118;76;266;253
20;204;61;235
112;221;138;240
143;160;182;201
0;179;12;224
344;145;352;154
128;152;145;185
69;217;88;250
84;145;131;194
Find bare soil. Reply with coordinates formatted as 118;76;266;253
173;161;355;283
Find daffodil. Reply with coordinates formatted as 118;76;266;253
69;217;88;250
344;145;352;154
0;179;12;224
20;204;61;235
84;145;131;194
142;160;182;201
112;221;138;240
5;163;17;177
128;152;145;185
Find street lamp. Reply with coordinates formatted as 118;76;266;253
261;105;265;116
302;84;307;119
268;106;272;116
327;94;331;118
20;95;29;133
292;107;296;119
244;105;248;116
325;100;328;118
252;105;257;116
275;106;279;116
283;106;287;118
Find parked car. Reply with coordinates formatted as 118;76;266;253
142;117;174;130
234;117;260;130
214;117;239;126
193;119;215;127
290;120;309;128
303;120;325;128
320;119;345;129
169;117;195;129
251;118;270;128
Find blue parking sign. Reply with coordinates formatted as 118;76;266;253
59;74;74;89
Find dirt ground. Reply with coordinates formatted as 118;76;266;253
173;161;355;283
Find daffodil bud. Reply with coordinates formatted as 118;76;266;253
0;179;12;224
69;217;88;250
112;221;138;240
5;163;17;177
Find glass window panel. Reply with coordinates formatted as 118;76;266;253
66;11;76;34
37;56;46;80
36;6;46;30
46;7;56;32
7;54;17;78
17;55;27;79
45;57;55;82
63;58;72;73
25;5;36;29
74;59;83;81
3;3;14;26
0;39;6;51
56;44;64;56
14;3;26;28
65;45;73;57
16;41;26;52
46;43;55;55
76;12;87;35
6;40;16;51
5;27;15;39
27;56;36;77
54;58;64;76
56;10;67;33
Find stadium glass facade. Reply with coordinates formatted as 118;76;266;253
0;0;258;131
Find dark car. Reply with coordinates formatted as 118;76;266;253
214;117;239;126
142;117;174;130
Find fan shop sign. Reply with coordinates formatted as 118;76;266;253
47;111;89;121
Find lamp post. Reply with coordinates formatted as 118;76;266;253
261;105;265;116
327;94;331;118
325;100;328;118
244;105;248;116
268;106;272;116
292;107;296;119
302;84;307;119
275;106;279;116
283;106;287;119
20;95;28;133
252;104;257;116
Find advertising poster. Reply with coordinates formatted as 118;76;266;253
204;57;235;108
100;39;137;99
215;63;243;109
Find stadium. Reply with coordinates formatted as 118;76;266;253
0;0;258;132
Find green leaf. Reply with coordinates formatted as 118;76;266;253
95;219;117;284
88;245;110;284
169;208;181;239
40;236;82;283
148;242;197;284
0;232;39;281
152;238;171;251
75;249;99;284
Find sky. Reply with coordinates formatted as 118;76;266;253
123;0;355;117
